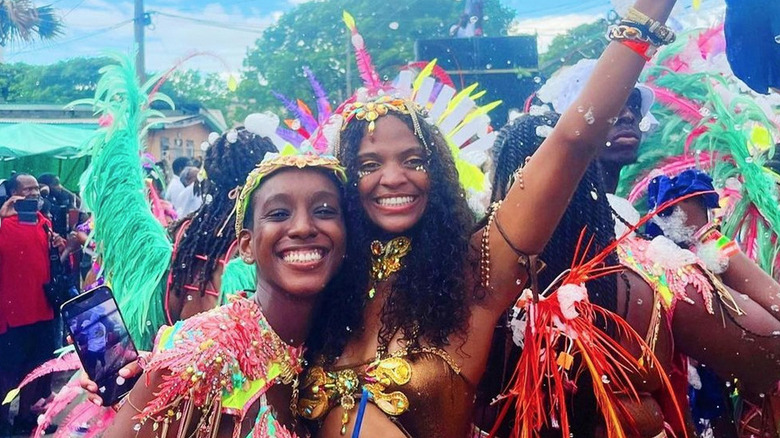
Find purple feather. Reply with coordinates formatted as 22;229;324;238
303;66;332;124
276;127;306;146
272;91;317;135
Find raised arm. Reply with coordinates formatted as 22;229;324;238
478;0;677;310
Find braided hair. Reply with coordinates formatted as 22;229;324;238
490;112;619;311
168;128;276;301
307;111;476;362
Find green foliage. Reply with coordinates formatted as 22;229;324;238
236;0;515;121
0;58;235;122
538;18;608;77
0;56;110;103
156;69;233;118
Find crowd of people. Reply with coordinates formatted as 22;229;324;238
1;0;779;437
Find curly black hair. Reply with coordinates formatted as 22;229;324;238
168;128;276;314
475;112;620;435
307;111;476;362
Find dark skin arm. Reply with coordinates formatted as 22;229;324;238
672;282;780;401
677;198;780;320
462;0;677;383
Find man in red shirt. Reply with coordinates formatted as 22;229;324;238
0;174;63;435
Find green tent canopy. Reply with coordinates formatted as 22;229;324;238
0;123;95;189
0;123;94;158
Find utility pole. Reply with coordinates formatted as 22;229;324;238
134;0;146;83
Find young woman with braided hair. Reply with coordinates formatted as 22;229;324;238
479;113;780;437
165;128;277;321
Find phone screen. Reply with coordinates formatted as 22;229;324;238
62;286;140;405
15;199;40;224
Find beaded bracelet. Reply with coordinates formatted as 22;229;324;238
625;6;676;45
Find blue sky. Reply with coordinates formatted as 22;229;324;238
4;0;721;72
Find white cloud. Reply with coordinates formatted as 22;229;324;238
509;13;602;53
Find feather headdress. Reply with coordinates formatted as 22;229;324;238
72;52;174;349
616;26;780;277
292;11;502;216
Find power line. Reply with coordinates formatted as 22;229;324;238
5;18;134;57
148;11;266;33
60;0;88;19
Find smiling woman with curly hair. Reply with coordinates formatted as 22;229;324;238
296;2;680;437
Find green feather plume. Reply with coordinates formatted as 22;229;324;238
219;258;257;304
77;53;173;349
616;31;780;276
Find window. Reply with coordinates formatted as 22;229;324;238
185;140;194;158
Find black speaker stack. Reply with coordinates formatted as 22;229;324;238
414;36;539;127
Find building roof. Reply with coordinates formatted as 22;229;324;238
0;103;227;132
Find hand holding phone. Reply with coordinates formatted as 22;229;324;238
14;198;40;224
80;358;145;406
62;286;140;406
0;195;24;218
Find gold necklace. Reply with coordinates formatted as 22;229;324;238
368;237;412;299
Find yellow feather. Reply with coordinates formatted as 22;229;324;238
342;11;355;30
412;59;437;92
462;100;502;125
438;83;478;123
471;90;486;100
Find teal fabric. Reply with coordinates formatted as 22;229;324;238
0;123;96;189
0;123;95;158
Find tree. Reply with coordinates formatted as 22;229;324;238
0;57;233;120
156;70;234;120
538;18;608;78
237;0;515;121
0;57;109;103
0;0;62;60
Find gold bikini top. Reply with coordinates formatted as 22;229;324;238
298;346;476;438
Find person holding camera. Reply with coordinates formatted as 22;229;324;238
0;173;67;436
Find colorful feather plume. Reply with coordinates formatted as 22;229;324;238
616;27;780;277
302;66;332;124
343;11;382;91
272;91;316;136
647;85;704;125
50;395;116;438
74;52;173;349
33;384;81;438
2;351;80;406
406;61;455;88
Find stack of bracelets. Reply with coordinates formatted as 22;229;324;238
607;7;677;61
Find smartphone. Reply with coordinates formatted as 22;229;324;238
15;198;40;224
61;286;140;405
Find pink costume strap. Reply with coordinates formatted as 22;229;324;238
164;219;191;324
